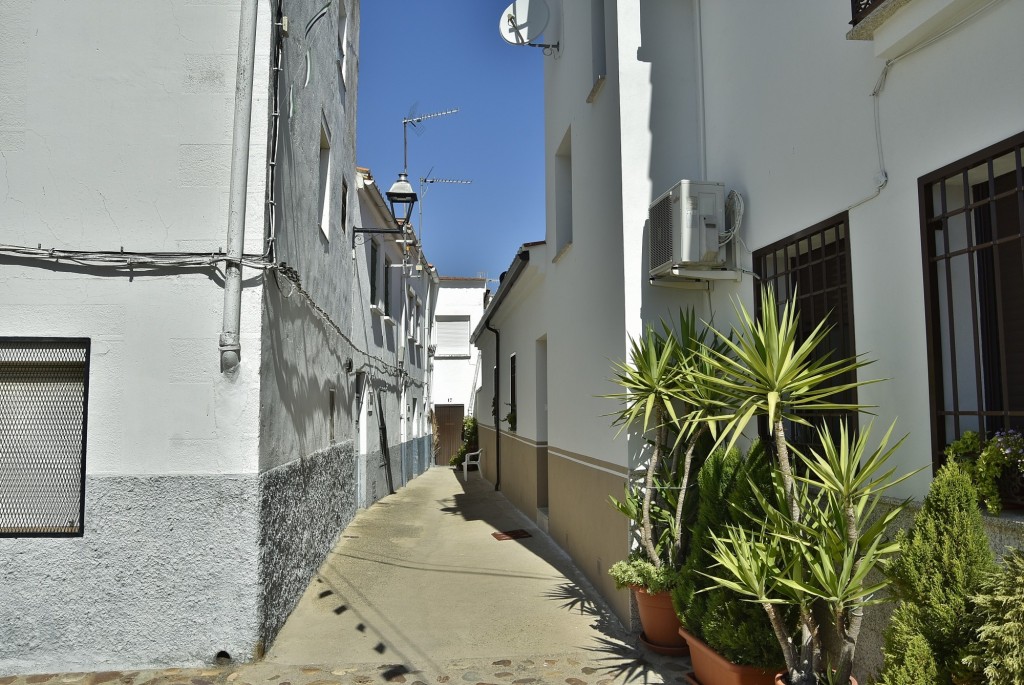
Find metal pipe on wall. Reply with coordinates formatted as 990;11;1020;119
220;0;260;372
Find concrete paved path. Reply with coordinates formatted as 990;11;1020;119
2;468;690;685
265;466;688;681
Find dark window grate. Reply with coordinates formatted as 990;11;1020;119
0;338;90;537
753;213;858;457
920;131;1024;506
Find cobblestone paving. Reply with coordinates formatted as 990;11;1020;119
0;650;693;685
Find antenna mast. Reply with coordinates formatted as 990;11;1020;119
418;175;473;244
402;107;459;172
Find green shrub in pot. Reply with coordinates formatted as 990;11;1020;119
673;441;784;667
685;287;914;684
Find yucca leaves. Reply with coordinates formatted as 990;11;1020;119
702;420;915;684
689;287;879;523
604;312;734;570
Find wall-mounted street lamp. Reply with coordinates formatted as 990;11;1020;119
354;108;457;239
354;174;416;238
386;172;418;227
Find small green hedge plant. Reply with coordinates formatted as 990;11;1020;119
448;416;478;467
876;607;939;685
963;548;1024;684
608;555;679;594
878;462;996;684
672;442;784;667
945;429;1024;515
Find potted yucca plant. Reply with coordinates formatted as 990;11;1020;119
605;311;729;653
687;288;916;685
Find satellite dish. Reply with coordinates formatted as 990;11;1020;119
498;0;550;46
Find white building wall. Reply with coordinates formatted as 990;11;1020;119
432;279;488;410
542;0;631;469
479;0;1024;650
350;172;433;505
697;0;1024;499
0;0;397;673
255;0;368;648
0;0;272;672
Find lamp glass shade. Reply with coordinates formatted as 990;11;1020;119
386;172;418;225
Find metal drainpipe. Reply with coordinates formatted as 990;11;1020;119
219;0;260;372
485;319;501;491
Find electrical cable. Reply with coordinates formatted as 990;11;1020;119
0;243;273;270
719;190;744;247
850;0;1003;212
2;238;421;387
273;263;423;388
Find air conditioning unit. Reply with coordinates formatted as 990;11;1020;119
648;180;726;277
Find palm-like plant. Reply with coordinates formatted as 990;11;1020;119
704;422;914;684
606;310;732;570
691;287;875;516
689;286;915;684
606;324;683;566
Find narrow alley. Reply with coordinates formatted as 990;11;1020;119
2;469;689;685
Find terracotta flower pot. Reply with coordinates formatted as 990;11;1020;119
632;586;688;655
773;674;858;685
678;626;776;685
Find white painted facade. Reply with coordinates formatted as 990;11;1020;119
474;0;1024;676
352;168;438;506
432;277;489;412
0;0;432;674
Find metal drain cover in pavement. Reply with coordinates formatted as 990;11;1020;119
492;529;532;541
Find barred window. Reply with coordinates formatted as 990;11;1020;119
0;338;90;537
753;213;858;454
921;131;1024;505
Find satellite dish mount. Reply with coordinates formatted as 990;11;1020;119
499;0;559;54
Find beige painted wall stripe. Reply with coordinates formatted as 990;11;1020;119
477;425;627;477
548;449;629;477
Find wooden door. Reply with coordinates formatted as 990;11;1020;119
435;404;464;466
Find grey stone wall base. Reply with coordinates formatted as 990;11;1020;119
258;442;358;647
361;438;431;508
0;475;261;675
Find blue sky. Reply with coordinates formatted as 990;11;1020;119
356;1;545;281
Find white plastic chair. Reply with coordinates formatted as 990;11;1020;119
462;448;483;478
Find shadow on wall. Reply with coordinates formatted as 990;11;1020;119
638;0;701;199
261;273;355;469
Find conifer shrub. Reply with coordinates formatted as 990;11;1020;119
672;441;783;666
877;604;938;685
878;462;996;684
964;548;1024;684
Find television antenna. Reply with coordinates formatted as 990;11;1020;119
419;169;473;244
401;107;459;173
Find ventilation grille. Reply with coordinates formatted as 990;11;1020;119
0;338;90;537
649;192;674;272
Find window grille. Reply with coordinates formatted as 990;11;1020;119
753;213;858;456
920;131;1024;506
0;338;90;537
